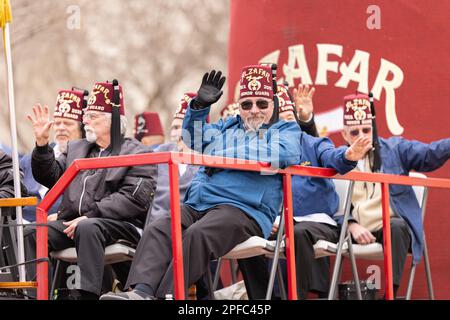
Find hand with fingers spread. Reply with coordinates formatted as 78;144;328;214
345;136;373;161
348;222;376;245
63;216;88;239
293;84;315;121
193;70;226;109
26;104;54;146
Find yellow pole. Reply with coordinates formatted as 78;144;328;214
1;0;27;283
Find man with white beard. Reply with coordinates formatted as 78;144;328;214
24;80;157;300
20;88;87;222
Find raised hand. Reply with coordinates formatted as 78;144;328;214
26;104;54;146
194;70;226;109
293;84;315;121
345;136;372;161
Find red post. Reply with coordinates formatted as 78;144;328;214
168;161;185;300
283;174;297;300
36;207;48;300
381;183;394;300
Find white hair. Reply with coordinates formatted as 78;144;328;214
104;113;128;135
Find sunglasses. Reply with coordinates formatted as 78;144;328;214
350;127;372;136
240;100;270;111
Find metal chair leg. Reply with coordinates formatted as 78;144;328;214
333;255;344;300
347;236;362;300
329;241;346;300
266;212;286;300
406;236;434;300
266;257;278;300
405;262;416;300
212;258;223;291
50;260;61;300
276;264;287;300
422;236;434;300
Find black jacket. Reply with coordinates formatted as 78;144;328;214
0;151;27;199
31;138;157;229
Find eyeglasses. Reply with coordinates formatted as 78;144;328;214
349;127;372;136
83;112;105;121
240;100;270;111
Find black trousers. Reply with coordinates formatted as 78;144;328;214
369;217;411;286
125;204;263;298
239;221;339;299
24;218;140;295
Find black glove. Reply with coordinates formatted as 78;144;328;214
192;70;226;109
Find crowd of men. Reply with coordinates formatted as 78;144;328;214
0;64;449;300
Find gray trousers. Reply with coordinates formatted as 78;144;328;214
125;204;263;298
239;221;339;299
24;218;140;295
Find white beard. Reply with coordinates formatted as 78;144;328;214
244;117;265;132
57;141;68;154
85;126;97;143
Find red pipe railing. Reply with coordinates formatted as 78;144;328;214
35;152;450;300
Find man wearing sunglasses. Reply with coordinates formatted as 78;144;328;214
238;85;372;300
100;65;303;300
339;93;450;298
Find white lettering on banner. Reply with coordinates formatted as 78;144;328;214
336;49;370;94
282;45;313;85
256;44;405;135
372;58;404;135
315;44;343;85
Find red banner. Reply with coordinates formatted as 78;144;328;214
228;0;450;299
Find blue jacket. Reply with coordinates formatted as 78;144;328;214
293;134;357;217
379;137;450;264
182;106;302;238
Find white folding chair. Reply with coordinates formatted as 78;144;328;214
49;238;138;299
319;172;434;300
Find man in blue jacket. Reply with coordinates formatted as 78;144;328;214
101;64;303;300
238;85;372;299
339;93;450;297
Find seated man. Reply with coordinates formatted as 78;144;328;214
24;80;157;300
100;64;302;300
338;93;450;298
21;88;87;222
238;85;371;299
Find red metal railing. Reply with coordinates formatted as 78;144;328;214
35;152;450;300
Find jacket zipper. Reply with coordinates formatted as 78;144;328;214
132;178;143;196
78;149;104;216
78;175;92;216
